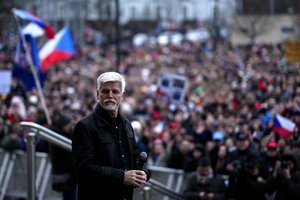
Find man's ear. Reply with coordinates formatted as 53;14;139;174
96;90;100;100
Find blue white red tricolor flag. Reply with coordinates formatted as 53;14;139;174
39;27;76;72
22;23;45;38
12;34;46;91
272;114;296;138
12;8;55;39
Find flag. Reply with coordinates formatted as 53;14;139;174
22;22;45;38
12;8;55;39
39;27;76;72
272;114;296;138
12;34;46;91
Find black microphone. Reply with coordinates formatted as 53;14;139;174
137;152;147;170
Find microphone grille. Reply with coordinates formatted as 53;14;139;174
140;152;147;160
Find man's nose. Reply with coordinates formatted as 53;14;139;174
107;90;114;97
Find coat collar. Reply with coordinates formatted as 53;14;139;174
93;103;134;138
94;103;122;124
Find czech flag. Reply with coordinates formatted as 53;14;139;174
22;22;45;38
272;114;296;138
12;8;55;39
39;27;76;72
12;34;46;91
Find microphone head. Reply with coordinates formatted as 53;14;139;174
139;152;147;160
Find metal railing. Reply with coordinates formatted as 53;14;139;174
0;150;51;200
20;121;185;200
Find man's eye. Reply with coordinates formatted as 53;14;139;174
112;90;121;94
101;89;109;94
101;89;121;94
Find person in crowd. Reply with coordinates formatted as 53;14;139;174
183;157;226;200
72;71;150;200
212;145;228;176
49;112;76;200
0;120;25;151
147;138;168;167
206;131;225;174
237;158;266;200
291;140;300;170
184;144;206;173
0;117;13;150
224;137;236;153
264;152;300;200
167;138;193;169
260;141;280;180
0;96;27;151
131;120;148;153
0;118;5;144
225;132;261;199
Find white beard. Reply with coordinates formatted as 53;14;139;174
102;100;118;111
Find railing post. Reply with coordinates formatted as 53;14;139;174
27;132;36;200
143;186;151;200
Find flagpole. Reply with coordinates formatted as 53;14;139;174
12;11;52;125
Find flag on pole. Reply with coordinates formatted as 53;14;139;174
12;8;55;39
39;27;76;72
22;22;45;38
12;9;52;125
272;114;296;138
12;34;46;91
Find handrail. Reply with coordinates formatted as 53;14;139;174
20;121;184;200
148;179;185;200
20;121;71;151
147;165;184;174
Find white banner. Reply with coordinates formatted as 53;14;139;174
0;70;12;94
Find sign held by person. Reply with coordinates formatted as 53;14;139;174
156;73;188;103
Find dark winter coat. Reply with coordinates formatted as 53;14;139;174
49;123;76;192
72;104;148;200
264;153;300;200
183;171;226;200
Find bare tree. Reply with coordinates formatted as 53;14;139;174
96;0;113;20
0;0;20;42
233;15;271;44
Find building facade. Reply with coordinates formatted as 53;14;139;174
231;0;300;45
35;0;236;25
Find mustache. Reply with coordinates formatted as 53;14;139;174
103;99;117;104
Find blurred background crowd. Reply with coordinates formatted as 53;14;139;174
1;14;300;200
1;29;300;197
1;28;300;156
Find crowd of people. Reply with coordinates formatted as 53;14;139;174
1;25;300;199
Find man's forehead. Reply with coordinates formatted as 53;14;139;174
101;81;121;87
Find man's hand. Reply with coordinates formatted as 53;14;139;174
206;193;214;200
199;192;206;199
226;163;235;172
124;170;147;188
274;161;291;179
